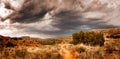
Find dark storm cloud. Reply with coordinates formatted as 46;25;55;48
53;11;83;30
4;0;84;23
14;10;119;36
6;0;56;23
1;0;120;38
44;10;119;35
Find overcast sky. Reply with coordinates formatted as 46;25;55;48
0;0;120;38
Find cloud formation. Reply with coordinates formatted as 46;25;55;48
0;0;120;38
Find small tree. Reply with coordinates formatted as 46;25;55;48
72;31;105;46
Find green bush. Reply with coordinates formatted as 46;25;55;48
107;34;120;39
37;39;62;45
105;45;115;54
77;47;86;53
72;31;105;46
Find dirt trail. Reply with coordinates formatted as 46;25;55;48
60;45;75;59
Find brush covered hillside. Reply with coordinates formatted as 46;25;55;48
0;28;120;59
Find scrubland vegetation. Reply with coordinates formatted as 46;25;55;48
0;28;120;59
72;31;105;46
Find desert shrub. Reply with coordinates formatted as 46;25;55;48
44;52;62;59
6;42;16;47
105;45;115;54
15;49;29;59
72;31;105;46
119;48;120;53
76;46;86;53
107;34;120;39
37;39;62;45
